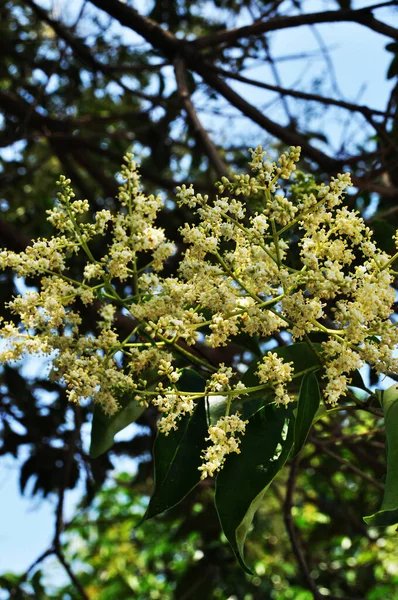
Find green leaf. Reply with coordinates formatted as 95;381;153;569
350;368;368;392
210;342;322;443
274;342;322;375
207;391;274;425
143;369;207;520
292;372;320;457
215;403;295;572
364;383;398;526
90;395;145;458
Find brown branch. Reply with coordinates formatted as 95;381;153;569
311;438;385;491
366;203;398;222
89;0;180;57
46;134;215;192
9;407;88;599
192;5;398;50
174;57;228;179
54;549;89;600
25;0;99;71
86;0;397;176
193;66;342;172
24;0;171;105
0;89;68;133
283;457;366;600
212;66;395;120
51;406;89;600
283;456;324;600
106;60;168;73
10;549;54;598
1;88;396;202
350;175;398;199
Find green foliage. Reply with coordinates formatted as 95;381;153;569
1;0;398;597
144;369;207;520
216;402;295;572
292;372;320;457
365;383;398;526
90;395;145;458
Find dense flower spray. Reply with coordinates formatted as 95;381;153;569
1;147;397;477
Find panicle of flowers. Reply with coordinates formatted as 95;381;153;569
1;145;398;475
206;364;234;392
216;146;300;196
257;352;294;406
198;414;248;479
152;381;196;434
157;359;181;384
205;365;247;401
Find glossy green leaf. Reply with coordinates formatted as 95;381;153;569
364;383;398;526
215;404;295;572
350;368;369;392
207;388;274;426
292;372;320;457
275;341;322;375
143;369;207;520
90;395;145;459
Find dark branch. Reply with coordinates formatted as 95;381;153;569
194;66;342;172
192;6;398;50
89;0;180;57
283;457;324;600
174;56;228;179
212;66;395;120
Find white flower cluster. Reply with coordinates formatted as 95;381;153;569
1;147;398;476
256;352;294;406
198;414;248;479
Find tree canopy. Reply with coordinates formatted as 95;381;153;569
1;1;398;599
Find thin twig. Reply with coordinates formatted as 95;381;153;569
311;438;385;491
284;456;324;599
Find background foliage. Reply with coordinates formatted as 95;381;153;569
1;0;398;598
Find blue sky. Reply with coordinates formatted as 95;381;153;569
0;0;397;585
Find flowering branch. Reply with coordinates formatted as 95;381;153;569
0;146;397;480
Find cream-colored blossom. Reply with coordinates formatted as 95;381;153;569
199;414;248;479
0;147;397;471
153;391;195;434
257;352;294;405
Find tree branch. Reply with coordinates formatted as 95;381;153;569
89;0;180;56
311;438;385;491
193;66;342;172
212;65;395;120
86;0;397;176
283;456;324;600
192;5;398;50
174;57;228;178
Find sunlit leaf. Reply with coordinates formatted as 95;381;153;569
90;396;145;459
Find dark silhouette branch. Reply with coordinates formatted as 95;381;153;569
311;437;385;491
212;66;395;120
84;0;398;181
9;407;88;600
174;56;228;179
283;457;324;600
89;0;180;57
192;5;398;50
194;66;342;172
